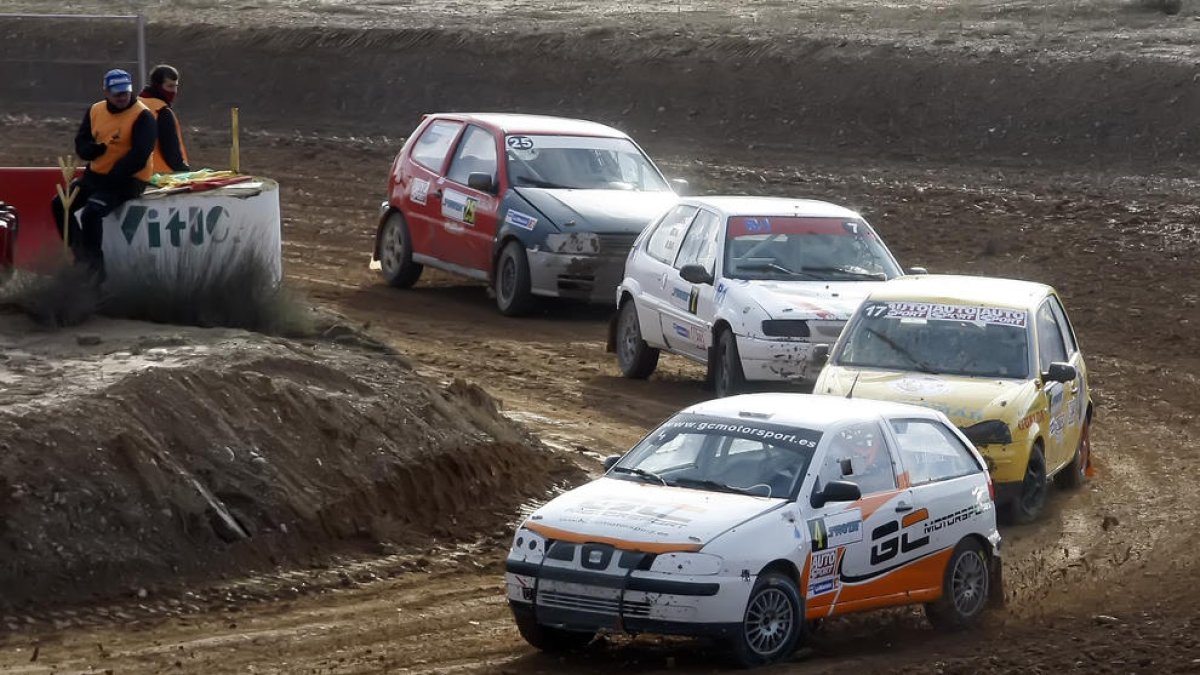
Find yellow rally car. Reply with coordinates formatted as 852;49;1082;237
813;275;1092;523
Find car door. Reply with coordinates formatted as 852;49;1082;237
630;204;698;350
402;119;464;261
658;208;722;360
885;417;991;600
440;124;502;274
1048;294;1087;459
804;420;906;618
1034;298;1075;470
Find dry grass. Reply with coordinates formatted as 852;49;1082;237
0;255;316;337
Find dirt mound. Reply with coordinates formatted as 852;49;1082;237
0;313;580;611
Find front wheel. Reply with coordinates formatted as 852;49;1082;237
728;572;803;668
711;328;746;398
1057;418;1091;490
925;538;991;630
378;213;423;288
615;300;659;378
1007;444;1047;525
495;241;535;316
512;608;595;653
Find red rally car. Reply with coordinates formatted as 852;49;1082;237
370;113;681;316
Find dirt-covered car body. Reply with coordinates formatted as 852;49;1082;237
610;197;904;394
506;394;1001;666
813;275;1093;522
371;113;678;314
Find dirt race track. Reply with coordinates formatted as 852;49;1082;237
3;1;1200;673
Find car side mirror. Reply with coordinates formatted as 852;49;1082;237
812;480;862;509
467;172;495;193
679;264;713;285
602;455;621;471
813;344;830;367
670;178;689;195
906;266;929;275
1043;362;1077;384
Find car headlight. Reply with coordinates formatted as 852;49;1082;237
761;319;810;338
960;420;1014;446
648;552;723;576
509;527;547;564
546;232;599;254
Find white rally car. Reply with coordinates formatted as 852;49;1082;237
506;394;1002;667
608;196;909;397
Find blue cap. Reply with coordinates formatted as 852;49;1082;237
103;69;133;93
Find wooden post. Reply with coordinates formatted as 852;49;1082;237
230;107;240;174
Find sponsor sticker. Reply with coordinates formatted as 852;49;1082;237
673;323;690;339
808;580;836;596
864;301;1028;328
504;209;538;230
715;281;729;306
442;189;478;226
409;178;430;206
807;509;863;551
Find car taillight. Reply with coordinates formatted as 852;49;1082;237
988;476;996;502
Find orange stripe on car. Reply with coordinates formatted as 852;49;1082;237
816;548;954;619
901;508;930;528
523;522;704;554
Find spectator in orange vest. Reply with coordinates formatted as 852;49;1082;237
50;68;155;282
138;64;191;174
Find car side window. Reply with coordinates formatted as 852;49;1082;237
446;125;499;187
646;206;698;264
1047;295;1078;356
889;419;981;486
674;210;721;274
410;120;464;173
1036;300;1068;371
814;422;895;496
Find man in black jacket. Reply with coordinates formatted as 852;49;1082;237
138;64;191;174
50;68;155;281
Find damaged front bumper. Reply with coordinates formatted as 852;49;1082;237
736;334;829;385
526;231;637;304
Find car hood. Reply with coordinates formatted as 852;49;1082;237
735;279;881;320
816;367;1038;427
514;188;677;234
524;477;784;550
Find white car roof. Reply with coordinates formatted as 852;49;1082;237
680;196;863;220
682;393;943;431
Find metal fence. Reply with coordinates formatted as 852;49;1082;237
0;13;146;116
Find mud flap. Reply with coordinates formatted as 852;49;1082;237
605;307;619;353
988;553;1005;608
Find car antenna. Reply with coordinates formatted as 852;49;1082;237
846;372;861;399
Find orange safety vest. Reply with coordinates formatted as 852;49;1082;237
88;99;153;182
139;96;190;175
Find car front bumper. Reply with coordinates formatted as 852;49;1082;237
505;560;753;635
527;249;628;304
736;334;836;386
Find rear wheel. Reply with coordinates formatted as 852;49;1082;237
615;300;659;378
378;213;423;288
495;241;535;316
712;328;746;398
1057;418;1091;490
727;572;803;668
512;608;595;653
925;538;990;630
1007;444;1047;524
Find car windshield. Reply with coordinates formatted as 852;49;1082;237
723;216;902;281
504;134;670;191
835;300;1031;379
611;413;822;499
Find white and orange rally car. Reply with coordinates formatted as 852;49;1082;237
505;393;1002;667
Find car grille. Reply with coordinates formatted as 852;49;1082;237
538;590;652;617
595;233;639;256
